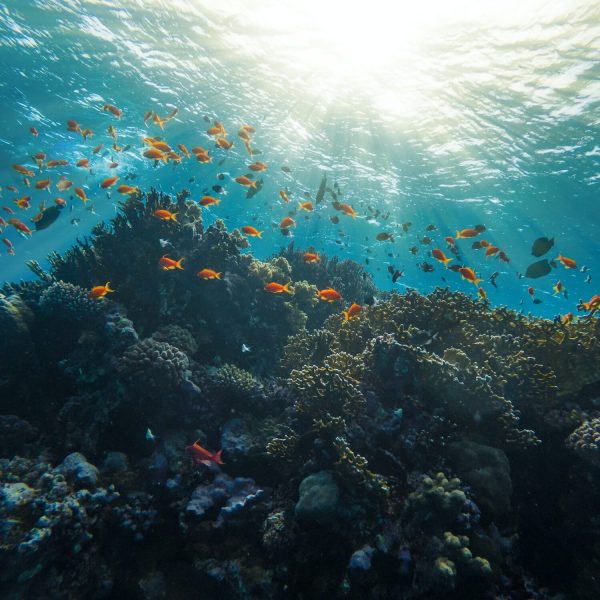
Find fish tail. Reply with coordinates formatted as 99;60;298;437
105;282;114;292
216;272;222;279
213;449;224;465
170;213;178;222
444;257;453;266
283;282;292;294
176;258;184;270
257;231;263;238
343;311;349;321
251;180;257;188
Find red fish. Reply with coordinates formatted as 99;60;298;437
303;251;319;263
459;267;481;286
316;288;342;302
159;255;184;271
89;282;114;300
432;248;452;266
103;103;123;118
343;303;362;321
30;126;39;137
186;440;224;466
456;228;479;239
197;268;221;280
556;255;576;269
241;225;262;237
498;251;510;263
100;176;119;189
8;218;32;236
3;238;15;255
279;217;295;229
154;209;177;222
528;287;535;297
264;282;292;294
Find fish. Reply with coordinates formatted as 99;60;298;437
316;288;342;302
177;144;190;158
33;204;62;230
376;232;394;242
474;224;486;233
30;126;39;137
93;143;103;154
3;207;15;215
303;252;320;263
556;255;576;269
46;159;68;168
241;344;251;353
420;262;435;272
76;158;90;168
56;178;73;192
281;166;291;173
89;282;114;300
81;128;94;140
6;185;18;193
426;224;437;231
553;280;563;295
66;120;81;133
144;110;154;125
561;312;574;325
409;246;419;255
100;176;119;189
498;251;510;264
456;228;480;239
153;209;177;222
402;222;412;233
343;303;362;321
264;281;292;294
279;217;296;229
235;175;257;188
14;196;31;210
248;161;267;171
316;174;327;203
8;218;33;236
298;201;313;212
32;152;46;167
525;259;551;279
164;107;178;122
585;275;592;284
459;267;482;285
445;236;455;246
212;185;225;194
241;225;262;238
186;440;224;467
392;270;404;283
144;148;167;162
197;268;221;280
528;286;535;297
215;137;233;150
200;196;220;207
107;124;117;141
330;216;339;224
489;272;499;288
13;164;35;177
153;113;166;129
159;255;184;271
485;246;500;257
35;178;51;192
54;198;67;207
207;122;226;136
340;203;357;218
3;238;14;255
71;218;80;226
477;287;488;302
116;184;139;195
103;103;123;118
431;248;452;266
146;428;157;442
279;190;290;203
531;236;554;257
580;295;600;313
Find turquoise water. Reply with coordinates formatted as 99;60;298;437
0;0;599;317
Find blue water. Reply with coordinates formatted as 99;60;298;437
0;0;599;318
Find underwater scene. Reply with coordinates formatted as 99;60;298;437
1;1;599;598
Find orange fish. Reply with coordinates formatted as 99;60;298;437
264;282;292;294
196;152;212;164
146;139;171;152
298;201;313;212
177;144;190;158
159;255;184;271
186;440;224;467
3;238;15;255
431;248;453;266
581;295;600;312
166;152;182;163
74;187;88;203
191;146;209;155
76;158;90;168
54;197;67;207
303;252;319;263
56;178;73;192
343;303;362;321
35;178;51;191
207;122;226;136
116;184;139;195
445;236;455;246
32;152;46;167
107;124;117;140
561;312;573;325
459;267;482;286
456;228;480;239
340;203;357;218
144;148;167;162
89;282;114;300
279;190;290;203
240;124;255;134
153;113;165;129
46;159;68;168
153;209;177;222
103;103;123;118
248;161;267;172
8;218;32;236
197;268;221;280
556;255;576;269
14;196;31;210
200;196;220;207
485;246;500;257
241;225;262;238
279;217;295;229
553;280;563;295
215;137;233;150
30;126;39;137
235;176;257;188
317;288;342;302
112;143;122;152
67;120;81;133
479;240;490;248
477;287;488;302
13;164;35;177
100;176;119;189
81;128;94;140
93;143;103;154
238;128;251;142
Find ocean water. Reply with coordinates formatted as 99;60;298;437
2;2;600;599
1;0;598;317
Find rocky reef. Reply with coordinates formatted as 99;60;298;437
1;188;600;598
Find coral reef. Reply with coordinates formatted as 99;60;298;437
1;188;599;599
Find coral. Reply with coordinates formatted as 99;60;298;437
213;363;260;399
56;452;100;489
38;281;107;323
151;324;198;356
294;471;341;525
566;417;600;467
0;415;37;456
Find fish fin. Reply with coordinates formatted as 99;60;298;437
176;258;184;270
105;282;114;292
343;311;349;321
283;282;292;294
213;449;224;465
171;213;178;222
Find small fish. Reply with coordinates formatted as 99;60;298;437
409;246;419;255
146;428;157;442
303;251;320;263
298;201;313;212
76;158;90;168
425;224;437;231
197;268;221;280
528;286;535;297
474;224;486;233
533;298;542;304
235;175;257;188
153;209;177;222
525;259;551;279
159;255;184;271
153;113;166;129
485;246;500;257
186;440;224;467
215;137;233;150
100;176;119;189
3;238;15;255
241;225;262;238
431;248;452;266
116;184;139;195
556;255;576;269
264;281;292;294
46;159;68;168
553;280;563;295
459;267;481;285
445;236;455;246
54;197;67;207
144;148;167;162
13;164;35;177
93;143;103;154
585;275;592;284
143;110;154;125
330;216;339;224
531;236;554;257
8;218;33;236
343;303;362;321
402;222;412;233
456;228;480;239
581;295;600;313
35;178;51;191
279;217;296;229
498;251;510;264
14;196;31;210
316;288;342;302
89;282;114;300
281;166;291;173
66;119;81;133
279;190;290;203
376;232;393;242
241;344;251;353
339;203;357;218
477;287;488;302
248;161;267;171
159;238;171;248
212;185;225;194
30;126;39;137
420;262;435;272
200;196;220;207
392;270;404;283
489;272;499;288
561;312;574;326
103;103;123;118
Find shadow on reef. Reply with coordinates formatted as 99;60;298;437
1;188;600;599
